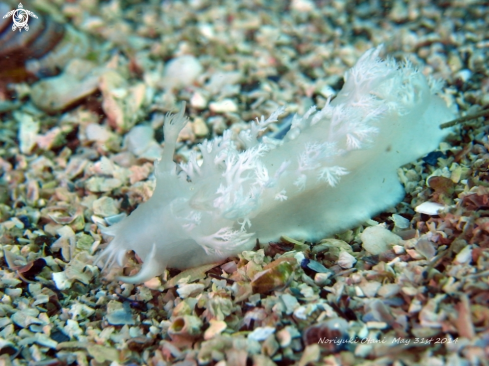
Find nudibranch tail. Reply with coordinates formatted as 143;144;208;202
115;243;163;284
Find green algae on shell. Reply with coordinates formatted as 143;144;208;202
251;258;296;294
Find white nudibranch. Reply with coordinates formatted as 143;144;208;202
96;45;454;284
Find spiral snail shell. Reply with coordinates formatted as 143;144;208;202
0;2;90;82
0;2;63;79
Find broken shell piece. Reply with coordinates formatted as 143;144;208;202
251;258;295;294
337;251;356;269
85;124;113;143
313;238;354;260
85;177;123;193
0;341;18;358
377;284;400;298
93;196;119;217
415;239;437;260
209;99;238;113
391;214;410;229
248;326;276;341
361;225;403;255
454;245;472;265
31;59;102;112
124;125;163;160
206;71;242;95
52;271;73;290
276;328;292;347
415;202;445;215
106;301;136;325
392;245;406;255
406;249;424;260
99;70;147;132
125;125;155;156
192;117;210;137
16;112;39;154
204;319;227;340
314;272;332;286
176;283;205;299
281;293;300;315
190;91;208;109
359;281;382;298
11;307;42;328
163;55;203;89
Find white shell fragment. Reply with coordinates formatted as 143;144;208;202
415;239;437;260
337;251;357;269
176;283;205;299
248;326;276;341
204;320;227;340
361;225;403;255
125;125;163;160
93;197;119;217
414;202;446;215
16;112;40;154
106;302;136;325
377;284;401;298
163;55;203;89
391;214;410;229
31;59;102;112
85;123;113;142
454;245;472;265
52;272;73;290
190;92;208;109
209;99;239;113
